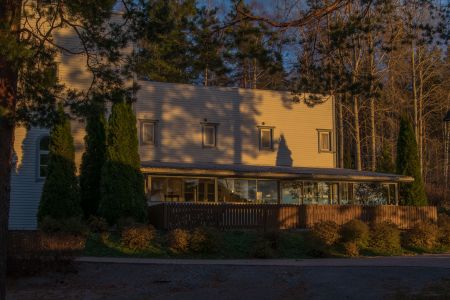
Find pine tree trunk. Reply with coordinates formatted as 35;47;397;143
204;67;208;86
0;2;22;298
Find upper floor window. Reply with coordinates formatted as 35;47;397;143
318;129;333;152
202;123;217;148
38;136;50;178
258;126;274;150
140;120;157;146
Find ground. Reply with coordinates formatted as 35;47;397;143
7;255;450;300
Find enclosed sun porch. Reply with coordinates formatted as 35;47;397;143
142;162;413;206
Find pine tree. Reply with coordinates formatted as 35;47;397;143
135;0;197;83
224;1;285;89
80;98;107;218
377;143;396;173
192;7;229;86
99;101;146;224
396;116;427;206
38;107;81;223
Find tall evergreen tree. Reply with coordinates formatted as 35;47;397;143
396;116;427;205
135;0;197;83
192;7;229;86
80;98;107;218
38;106;81;223
99;101;146;224
224;1;285;89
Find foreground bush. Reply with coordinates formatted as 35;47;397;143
341;220;370;248
369;222;401;255
307;221;340;257
40;216;89;236
310;221;340;246
250;236;275;258
339;220;370;256
403;222;439;251
121;224;156;251
168;229;190;253
87;216;109;233
438;214;450;247
190;227;220;254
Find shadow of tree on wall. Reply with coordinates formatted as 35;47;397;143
276;134;293;167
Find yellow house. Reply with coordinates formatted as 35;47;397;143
9;1;413;230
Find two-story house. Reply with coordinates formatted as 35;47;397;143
9;2;413;230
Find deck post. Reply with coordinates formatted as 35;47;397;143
394;183;399;205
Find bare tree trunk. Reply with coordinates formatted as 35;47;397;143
353;95;362;171
411;42;419;143
252;58;257;89
370;97;376;171
0;2;22;298
338;94;344;168
418;60;424;175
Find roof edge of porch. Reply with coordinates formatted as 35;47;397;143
140;161;414;183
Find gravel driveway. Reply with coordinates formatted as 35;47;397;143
7;256;450;300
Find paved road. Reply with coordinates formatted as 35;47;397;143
7;255;450;300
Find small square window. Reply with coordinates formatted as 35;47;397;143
259;127;274;150
318;130;333;152
140;120;157;145
202;123;217;147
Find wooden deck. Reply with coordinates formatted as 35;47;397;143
148;203;438;230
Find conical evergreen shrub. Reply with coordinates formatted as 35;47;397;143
377;143;396;174
99;101;147;224
396;116;427;205
38;106;81;223
80;99;107;218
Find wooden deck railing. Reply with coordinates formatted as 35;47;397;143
148;203;438;230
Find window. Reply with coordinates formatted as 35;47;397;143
258;126;274;150
140;120;157;145
38;136;50;178
202;123;217;147
318;129;333;152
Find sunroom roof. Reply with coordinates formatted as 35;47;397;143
140;162;414;183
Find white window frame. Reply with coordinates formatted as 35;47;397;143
139;120;158;146
258;126;274;151
201;123;218;148
37;135;50;179
317;129;333;153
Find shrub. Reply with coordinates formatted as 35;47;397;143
403;222;439;251
168;229;190;253
310;221;340;246
87;216;108;233
80;99;107;218
250;236;275;258
306;221;340;257
38;106;82;223
117;217;137;231
40;216;88;236
263;230;281;250
438;214;450;247
121;224;156;251
99;101;147;224
369;222;401;255
342;241;359;257
190;227;220;254
340;219;370;248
